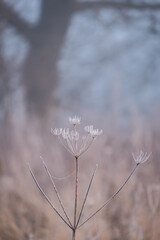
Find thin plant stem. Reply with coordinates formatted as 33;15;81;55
76;163;98;228
28;163;73;230
79;138;94;157
41;159;73;228
72;156;79;239
78;163;139;228
58;136;75;156
72;229;76;240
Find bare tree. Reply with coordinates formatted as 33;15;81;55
0;0;160;114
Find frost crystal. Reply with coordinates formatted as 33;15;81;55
51;116;103;157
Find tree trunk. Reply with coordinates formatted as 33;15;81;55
23;0;74;115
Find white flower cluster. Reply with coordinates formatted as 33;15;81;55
132;151;152;165
51;116;103;158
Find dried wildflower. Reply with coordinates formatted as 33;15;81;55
84;126;103;137
51;116;103;158
84;125;93;133
90;129;103;138
62;128;69;139
132;151;152;165
51;128;62;136
29;114;151;240
69;116;81;125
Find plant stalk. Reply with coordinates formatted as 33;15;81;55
42;159;72;227
72;156;79;239
76;163;98;228
72;229;76;240
28;163;73;229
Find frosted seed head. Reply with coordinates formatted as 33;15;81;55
84;125;93;134
90;129;103;138
51;128;62;136
69;116;81;125
71;130;79;141
52;116;103;157
132;151;152;164
62;128;69;139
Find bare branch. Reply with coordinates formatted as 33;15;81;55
28;163;73;230
78;163;139;228
75;1;160;12
76;163;98;228
41;157;73;228
0;1;33;36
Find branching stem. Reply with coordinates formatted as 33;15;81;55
76;163;98;228
78;163;139;228
41;159;73;227
28;163;73;230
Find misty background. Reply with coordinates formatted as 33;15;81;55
1;0;160;119
0;1;160;240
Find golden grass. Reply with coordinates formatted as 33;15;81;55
0;113;160;240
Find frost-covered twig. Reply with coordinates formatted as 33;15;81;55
40;157;73;227
28;163;73;230
76;163;98;228
78;163;138;228
78;150;151;228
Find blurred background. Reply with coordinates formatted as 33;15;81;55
0;0;160;239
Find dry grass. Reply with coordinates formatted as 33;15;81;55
0;112;160;240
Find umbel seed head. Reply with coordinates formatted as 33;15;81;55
132;151;152;165
69;116;81;125
51;116;103;158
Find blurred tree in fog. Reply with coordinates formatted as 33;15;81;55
0;0;160;114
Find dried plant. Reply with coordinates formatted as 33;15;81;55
28;116;151;240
